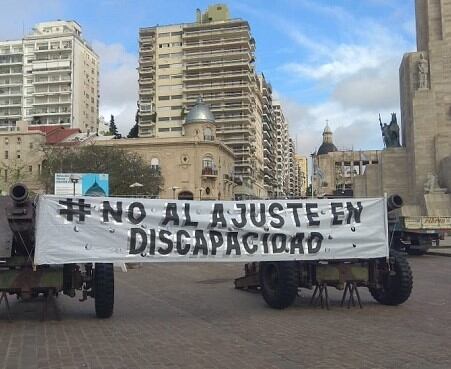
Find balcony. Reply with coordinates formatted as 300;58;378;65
0;101;21;108
183;25;250;39
183;37;251;50
0;80;22;87
0;70;22;76
183;49;251;61
185;58;250;71
33;100;71;106
202;167;218;177
34;76;71;84
139;57;154;65
140;88;154;95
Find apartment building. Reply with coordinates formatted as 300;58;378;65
273;101;290;198
287;137;297;197
0;21;99;132
294;154;308;197
257;74;277;198
137;4;266;199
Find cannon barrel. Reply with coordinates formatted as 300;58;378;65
9;183;29;204
387;194;403;212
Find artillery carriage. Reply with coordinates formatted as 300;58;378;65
235;194;414;309
0;183;114;318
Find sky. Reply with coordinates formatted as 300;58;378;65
0;0;416;155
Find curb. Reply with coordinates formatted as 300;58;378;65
426;251;451;257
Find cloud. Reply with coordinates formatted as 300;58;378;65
280;95;389;157
331;63;400;111
270;5;413;159
93;41;138;135
0;0;64;40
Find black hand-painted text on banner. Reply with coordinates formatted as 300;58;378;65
35;196;388;264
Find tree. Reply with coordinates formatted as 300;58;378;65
39;145;163;196
0;159;28;194
108;115;121;138
127;111;139;138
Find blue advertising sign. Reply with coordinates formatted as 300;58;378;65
55;173;109;196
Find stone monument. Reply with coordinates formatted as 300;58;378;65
398;0;451;215
353;0;451;217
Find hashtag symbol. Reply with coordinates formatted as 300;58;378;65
59;198;91;222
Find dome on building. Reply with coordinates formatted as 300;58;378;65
317;123;337;155
185;96;215;124
317;142;338;155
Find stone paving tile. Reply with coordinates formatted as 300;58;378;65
0;255;450;369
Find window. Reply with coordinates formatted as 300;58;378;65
158;75;170;79
16;150;20;159
28;165;32;173
158;32;170;37
158;128;170;132
159;54;169;58
159;64;170;69
203;157;214;168
204;127;214;141
171;106;182;110
172;42;182;47
29;142;33;149
4;138;8;145
171;127;182;131
202;157;217;176
4;151;8;159
158;96;170;101
171;31;182;36
171;95;182;100
158;117;170;121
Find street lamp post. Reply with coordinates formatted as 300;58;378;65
171;186;180;199
69;174;81;196
130;182;143;197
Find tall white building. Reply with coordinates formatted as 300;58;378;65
0;21;99;132
138;4;268;199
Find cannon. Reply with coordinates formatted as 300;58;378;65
0;183;114;318
234;195;414;309
387;194;447;255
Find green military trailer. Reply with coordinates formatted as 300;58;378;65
0;183;114;318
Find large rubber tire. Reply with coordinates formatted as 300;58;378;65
94;263;114;319
369;252;413;306
259;261;298;309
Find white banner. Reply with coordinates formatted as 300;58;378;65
34;196;389;264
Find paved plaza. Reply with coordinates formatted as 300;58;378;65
0;255;450;369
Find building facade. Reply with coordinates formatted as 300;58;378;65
0;21;99;132
312;125;382;197
94;97;236;200
294;154;308;197
137;4;271;199
273;101;290;198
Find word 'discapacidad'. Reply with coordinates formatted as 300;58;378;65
34;196;389;264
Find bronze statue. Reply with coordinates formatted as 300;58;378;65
379;113;400;148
